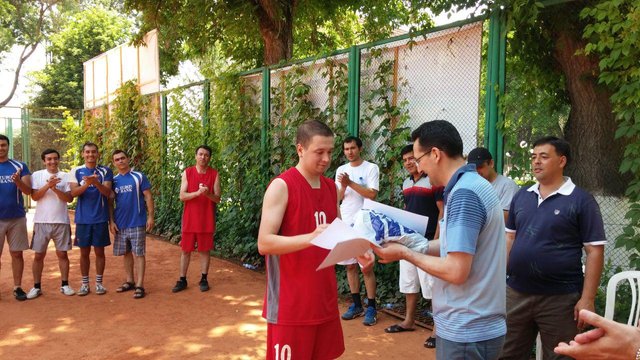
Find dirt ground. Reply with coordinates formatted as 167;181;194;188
0;212;435;359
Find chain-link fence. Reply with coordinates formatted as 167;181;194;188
1;106;81;172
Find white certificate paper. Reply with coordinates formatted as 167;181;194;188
310;218;379;270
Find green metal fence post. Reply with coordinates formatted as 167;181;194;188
261;67;271;180
496;10;507;174
347;46;361;137
7;116;13;158
203;79;211;143
21;108;29;165
484;9;506;173
161;94;168;203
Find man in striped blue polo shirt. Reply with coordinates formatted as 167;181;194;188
373;120;506;359
109;150;154;299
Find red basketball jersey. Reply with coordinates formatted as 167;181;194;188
263;167;339;325
182;166;217;233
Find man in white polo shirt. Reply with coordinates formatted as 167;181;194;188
27;149;75;299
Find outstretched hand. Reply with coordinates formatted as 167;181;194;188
371;242;408;264
554;309;640;360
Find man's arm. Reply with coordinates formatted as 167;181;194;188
12;170;31;195
373;242;471;285
202;174;221;203
433;200;444;239
108;197;118;234
257;179;327;255
143;189;155;232
347;180;378;200
506;231;516;261
575;244;605;328
179;171;204;202
32;180;72;203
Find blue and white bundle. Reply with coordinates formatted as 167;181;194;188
352;209;429;254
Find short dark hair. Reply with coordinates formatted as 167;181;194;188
41;148;60;160
195;145;212;157
82;142;99;152
533;136;571;164
343;136;362;148
112;149;128;158
410;120;463;158
296;120;334;147
0;134;9;145
400;144;413;157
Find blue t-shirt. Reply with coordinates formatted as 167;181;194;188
0;159;30;219
113;171;151;229
68;165;113;224
432;164;506;343
506;178;606;295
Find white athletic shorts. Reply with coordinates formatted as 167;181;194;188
399;259;433;299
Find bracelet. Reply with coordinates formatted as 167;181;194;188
636;347;640;360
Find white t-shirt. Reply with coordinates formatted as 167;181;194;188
32;169;70;224
492;174;520;211
335;160;379;225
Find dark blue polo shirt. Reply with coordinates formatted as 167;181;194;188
506;178;606;295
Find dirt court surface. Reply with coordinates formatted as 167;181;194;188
0;212;435;359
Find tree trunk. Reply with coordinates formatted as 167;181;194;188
254;0;295;65
551;28;629;195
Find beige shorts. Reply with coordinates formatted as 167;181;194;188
0;217;29;253
31;223;72;253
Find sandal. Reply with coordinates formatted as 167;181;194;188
133;287;145;299
424;336;436;349
116;282;135;293
385;324;415;333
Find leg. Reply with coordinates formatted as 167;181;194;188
362;266;377;302
94;246;106;276
199;250;211;275
56;251;70;282
180;251;191;277
123;251;134;283
135;255;145;287
499;287;538;360
535;292;581;360
346;264;360;294
32;251;46;284
10;250;24;287
80;246;91;277
403;293;419;328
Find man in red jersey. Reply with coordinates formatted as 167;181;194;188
171;145;221;293
258;120;373;360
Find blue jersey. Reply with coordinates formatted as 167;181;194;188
0;159;30;219
69;165;113;224
113;171;151;229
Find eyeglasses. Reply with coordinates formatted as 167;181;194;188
412;148;433;165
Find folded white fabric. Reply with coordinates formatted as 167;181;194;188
352;209;429;254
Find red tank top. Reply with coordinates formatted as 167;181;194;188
263;167;339;325
182;166;217;233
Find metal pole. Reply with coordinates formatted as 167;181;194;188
261;67;271;180
347;46;361;137
496;11;507;174
485;10;504;170
161;94;168;203
7;117;13;158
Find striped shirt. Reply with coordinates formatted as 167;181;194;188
432;164;507;343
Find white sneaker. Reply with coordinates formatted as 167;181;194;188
26;287;42;299
60;285;75;296
95;283;107;295
77;284;90;296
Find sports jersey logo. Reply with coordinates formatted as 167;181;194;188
554;209;560;215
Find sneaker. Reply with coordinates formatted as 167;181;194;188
26;287;42;300
199;279;210;292
341;303;364;320
95;283;107;295
13;287;27;301
363;306;377;326
172;280;187;293
77;284;90;296
60;285;76;296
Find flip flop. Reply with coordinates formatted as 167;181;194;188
384;324;415;333
116;282;135;293
133;287;145;299
424;336;437;348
